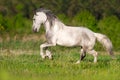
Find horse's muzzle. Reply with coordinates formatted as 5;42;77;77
33;28;37;33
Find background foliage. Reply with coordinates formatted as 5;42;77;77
0;0;120;50
0;1;120;80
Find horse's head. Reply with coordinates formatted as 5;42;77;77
32;8;56;32
32;10;47;32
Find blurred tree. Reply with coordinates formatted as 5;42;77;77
0;0;120;19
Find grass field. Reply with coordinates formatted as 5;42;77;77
0;38;120;80
0;2;120;79
0;46;120;80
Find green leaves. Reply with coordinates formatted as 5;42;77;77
97;16;120;50
72;10;97;30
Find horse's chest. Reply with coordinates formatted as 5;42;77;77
45;31;56;43
46;32;52;39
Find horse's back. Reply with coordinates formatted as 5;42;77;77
56;26;96;47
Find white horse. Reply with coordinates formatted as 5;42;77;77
32;8;114;63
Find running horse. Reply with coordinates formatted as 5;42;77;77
32;8;114;63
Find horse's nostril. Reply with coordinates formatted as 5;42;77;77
33;28;37;32
35;28;37;32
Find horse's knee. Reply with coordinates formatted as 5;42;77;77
87;50;98;57
87;50;98;63
40;44;45;48
92;50;98;57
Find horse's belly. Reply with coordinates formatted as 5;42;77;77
56;36;80;47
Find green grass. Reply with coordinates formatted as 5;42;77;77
0;50;120;80
0;40;120;80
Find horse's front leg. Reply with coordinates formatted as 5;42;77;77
45;50;52;59
40;42;56;59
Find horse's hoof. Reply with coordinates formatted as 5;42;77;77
75;60;80;64
48;55;53;60
41;55;46;59
46;50;53;60
49;56;53;60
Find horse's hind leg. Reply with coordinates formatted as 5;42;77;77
80;49;86;60
87;50;98;63
76;48;86;64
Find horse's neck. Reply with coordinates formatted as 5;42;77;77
44;19;65;33
44;21;51;32
55;20;65;29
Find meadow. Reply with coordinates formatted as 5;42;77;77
0;40;120;80
0;4;120;80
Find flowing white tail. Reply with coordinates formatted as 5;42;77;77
94;33;114;57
